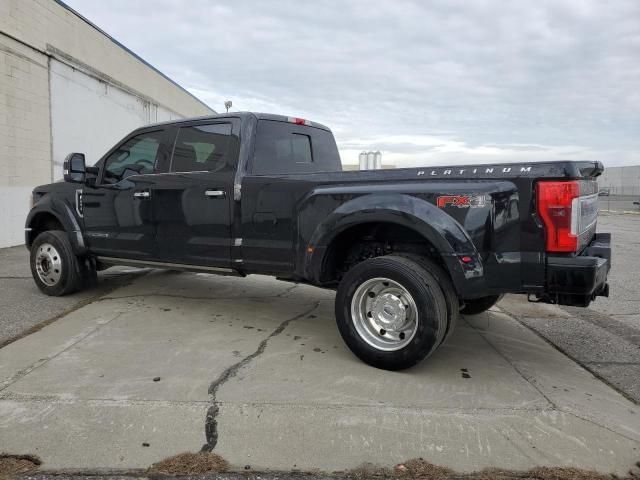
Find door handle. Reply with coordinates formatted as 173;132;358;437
133;191;150;199
205;190;226;198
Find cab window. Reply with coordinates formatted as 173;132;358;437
251;120;342;175
102;130;165;184
170;123;234;173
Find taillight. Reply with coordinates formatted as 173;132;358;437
537;180;598;253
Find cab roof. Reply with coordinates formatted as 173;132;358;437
142;112;331;132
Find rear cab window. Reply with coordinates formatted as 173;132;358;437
170;123;235;173
251;120;341;175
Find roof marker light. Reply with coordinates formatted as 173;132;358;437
288;117;310;126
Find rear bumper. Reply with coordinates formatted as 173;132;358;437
543;233;611;307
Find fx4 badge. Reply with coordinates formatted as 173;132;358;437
437;195;487;208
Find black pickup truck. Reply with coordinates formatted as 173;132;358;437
25;112;611;370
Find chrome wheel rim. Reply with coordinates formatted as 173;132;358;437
35;243;62;286
351;277;418;351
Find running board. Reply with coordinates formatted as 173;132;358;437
96;256;245;277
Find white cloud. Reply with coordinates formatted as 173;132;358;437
65;0;640;168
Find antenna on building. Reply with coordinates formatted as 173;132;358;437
224;100;232;113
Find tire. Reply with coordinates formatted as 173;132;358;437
335;255;448;370
30;230;83;296
460;294;503;315
394;253;460;346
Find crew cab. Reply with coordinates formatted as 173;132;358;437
25;112;611;370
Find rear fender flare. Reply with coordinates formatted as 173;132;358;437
303;193;479;290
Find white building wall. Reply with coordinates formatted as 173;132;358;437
0;0;212;118
0;0;215;247
0;35;52;247
49;60;181;180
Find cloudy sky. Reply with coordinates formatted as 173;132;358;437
65;0;639;167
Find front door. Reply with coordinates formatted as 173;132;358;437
82;128;172;259
153;120;239;267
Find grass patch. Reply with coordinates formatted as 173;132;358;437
525;466;619;480
147;452;229;475
396;458;455;479
345;462;394;479
0;454;40;479
344;458;633;480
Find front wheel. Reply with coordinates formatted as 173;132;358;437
30;230;84;296
335;255;449;370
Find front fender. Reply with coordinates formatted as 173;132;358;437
25;193;85;254
302;193;480;292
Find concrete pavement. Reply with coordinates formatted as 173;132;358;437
0;246;143;347
1;270;638;474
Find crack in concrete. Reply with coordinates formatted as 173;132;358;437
201;301;320;452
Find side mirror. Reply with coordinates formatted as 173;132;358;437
63;153;86;183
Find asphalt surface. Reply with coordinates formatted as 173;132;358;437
1;214;639;475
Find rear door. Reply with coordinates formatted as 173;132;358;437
82;128;172;259
241;119;342;273
153;119;240;267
